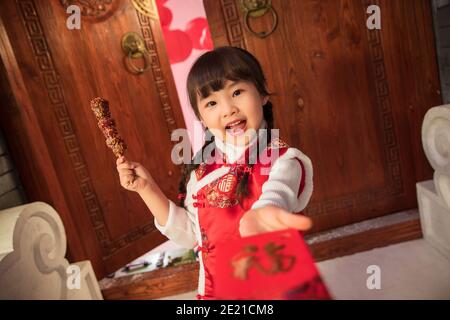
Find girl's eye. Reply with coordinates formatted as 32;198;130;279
205;101;216;108
233;89;242;97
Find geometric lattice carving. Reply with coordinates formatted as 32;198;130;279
60;0;123;22
221;0;248;48
134;10;179;135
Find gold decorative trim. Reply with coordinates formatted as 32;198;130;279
132;0;158;20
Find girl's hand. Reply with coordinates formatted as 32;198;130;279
239;205;313;237
116;156;155;194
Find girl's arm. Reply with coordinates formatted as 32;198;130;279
239;147;314;237
137;184;170;227
117;156;169;226
117;156;197;247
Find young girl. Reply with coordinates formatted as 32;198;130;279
116;46;314;300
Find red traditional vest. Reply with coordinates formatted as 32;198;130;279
192;139;306;299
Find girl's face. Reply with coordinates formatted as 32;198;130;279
197;80;269;146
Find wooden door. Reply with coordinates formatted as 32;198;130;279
0;0;185;278
204;0;442;233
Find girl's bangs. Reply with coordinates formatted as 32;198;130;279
193;55;253;100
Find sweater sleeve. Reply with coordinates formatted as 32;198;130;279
251;147;313;213
153;171;198;249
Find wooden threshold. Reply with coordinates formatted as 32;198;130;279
99;209;422;300
306;209;422;261
100;262;199;300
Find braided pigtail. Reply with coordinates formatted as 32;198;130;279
235;101;274;208
178;129;216;207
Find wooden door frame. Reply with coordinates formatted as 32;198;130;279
0;0;184;278
0;14;87;263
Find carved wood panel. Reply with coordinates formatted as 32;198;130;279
0;0;186;277
205;0;441;232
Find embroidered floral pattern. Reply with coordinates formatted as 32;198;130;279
202;177;240;208
199;227;214;259
217;173;238;194
195;163;207;180
268;138;289;149
200;164;254;208
193;137;289;208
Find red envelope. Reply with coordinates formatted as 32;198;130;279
215;229;331;300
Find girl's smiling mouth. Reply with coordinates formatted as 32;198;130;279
225;119;247;136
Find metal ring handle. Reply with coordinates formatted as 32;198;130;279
125;50;150;75
244;5;278;38
121;32;150;75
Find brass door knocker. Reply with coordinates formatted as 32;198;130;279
121;32;150;75
241;0;278;38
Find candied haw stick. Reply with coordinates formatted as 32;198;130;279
90;97;134;186
90;97;127;158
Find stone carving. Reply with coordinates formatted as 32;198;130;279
0;202;102;299
421;104;450;209
417;104;450;260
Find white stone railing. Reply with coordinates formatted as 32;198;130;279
0;202;102;299
417;104;450;260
